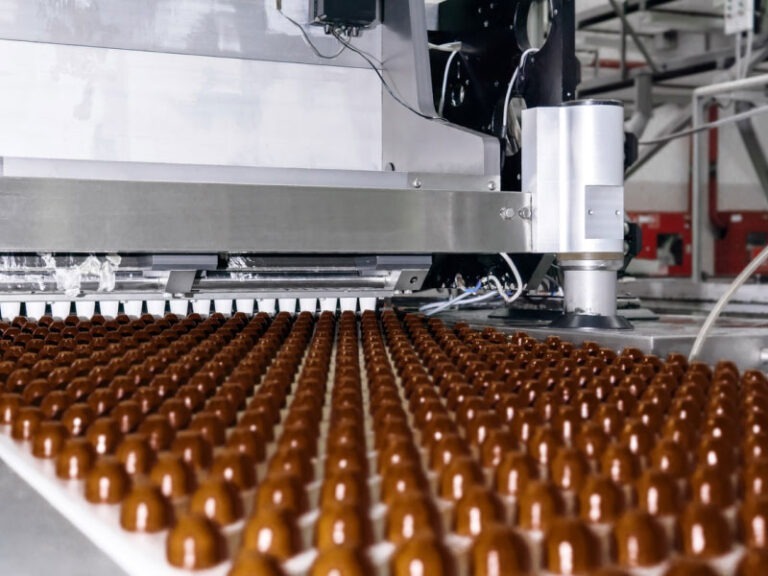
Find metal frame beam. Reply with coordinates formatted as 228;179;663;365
0;177;531;254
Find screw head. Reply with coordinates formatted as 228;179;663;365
412;179;422;189
488;181;497;191
500;207;516;220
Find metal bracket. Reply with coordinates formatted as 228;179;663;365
394;269;430;292
165;271;197;295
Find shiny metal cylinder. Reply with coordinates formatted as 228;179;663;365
561;259;622;317
523;100;627;324
523;100;626;255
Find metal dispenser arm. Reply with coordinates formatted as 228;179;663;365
523;100;631;329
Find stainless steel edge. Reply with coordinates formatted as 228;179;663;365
0;0;381;68
0;178;531;254
0;158;497;193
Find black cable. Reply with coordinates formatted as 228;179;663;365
332;30;442;122
276;5;347;60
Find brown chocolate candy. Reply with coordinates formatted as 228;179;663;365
166;514;227;570
310;546;373;576
84;456;131;504
242;508;302;561
470;523;532;576
391;535;456;576
189;478;245;525
614;510;669;568
120;483;174;532
544;518;602;574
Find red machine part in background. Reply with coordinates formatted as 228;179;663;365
627;211;692;277
629;105;768;278
706;105;768;276
715;212;768;276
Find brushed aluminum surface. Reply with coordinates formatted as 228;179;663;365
0;178;531;254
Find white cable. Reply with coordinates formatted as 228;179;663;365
486;275;512;303
423;291;502;316
421;291;478;316
429;42;463;52
639;104;768;145
438;49;461;117
419;287;477;313
501;48;539;144
688;243;768;361
499;252;526;303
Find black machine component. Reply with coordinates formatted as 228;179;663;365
312;0;377;29
427;0;580;192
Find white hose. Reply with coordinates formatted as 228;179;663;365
499;252;526;303
438;49;460;117
688;243;768;361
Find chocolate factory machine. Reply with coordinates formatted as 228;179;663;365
6;2;768;576
0;0;629;333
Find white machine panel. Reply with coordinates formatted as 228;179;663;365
0;39;382;171
723;0;755;34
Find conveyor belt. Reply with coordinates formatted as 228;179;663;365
0;310;766;575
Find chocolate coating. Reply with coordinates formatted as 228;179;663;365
310;546;373;576
166;514;227;570
739;496;768;548
210;449;258;490
137;415;175;451
171;430;213;471
663;559;720;576
737;550;768;576
691;465;737;508
55;437;97;480
115;434;156;476
518;480;567;532
614;510;669;567
580;475;626;524
470;524;532;576
189;478;244;525
381;462;427;506
544;518;602;575
386;492;443;545
31;420;68;459
635;470;681;519
256;472;309;515
391;535;456;576
84;456;131;504
315;504;373;550
227;427;267;463
601;444;642;485
269;446;314;484
0;393;22;425
149;452;197;499
550;447;590;493
322;470;370;508
242;508;302;561
454;486;505;537
120;483;174;532
11;406;43;440
228;551;286;576
679;503;733;558
439;455;485;502
496;451;538;497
